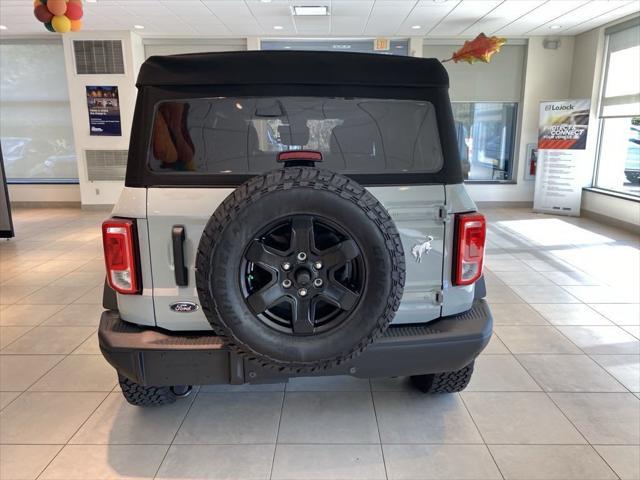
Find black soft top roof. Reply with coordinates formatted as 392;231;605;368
137;50;449;89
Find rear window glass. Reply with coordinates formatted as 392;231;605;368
148;96;443;175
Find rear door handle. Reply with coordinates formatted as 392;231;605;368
172;225;188;287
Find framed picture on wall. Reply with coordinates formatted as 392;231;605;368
86;86;122;136
524;143;537;181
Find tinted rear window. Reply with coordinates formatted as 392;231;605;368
148;96;443;175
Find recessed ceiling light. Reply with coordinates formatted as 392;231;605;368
134;25;145;30
411;25;422;30
273;25;284;30
549;24;562;30
292;5;329;16
0;25;7;30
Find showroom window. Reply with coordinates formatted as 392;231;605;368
424;43;525;182
452;102;518;181
0;39;78;183
594;18;640;197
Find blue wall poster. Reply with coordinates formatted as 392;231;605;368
86;86;122;136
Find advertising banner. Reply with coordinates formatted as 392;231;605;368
533;99;591;216
86;86;122;136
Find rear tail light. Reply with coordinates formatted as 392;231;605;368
102;218;140;294
453;212;486;286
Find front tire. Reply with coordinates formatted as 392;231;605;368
410;362;475;393
118;375;178;407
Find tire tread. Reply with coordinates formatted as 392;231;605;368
119;375;176;406
411;362;475;393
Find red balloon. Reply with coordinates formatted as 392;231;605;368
46;0;67;16
34;4;53;23
65;2;83;21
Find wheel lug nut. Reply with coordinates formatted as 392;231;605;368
297;252;307;262
282;262;292;271
282;279;292;288
298;288;308;297
313;278;323;288
314;261;323;270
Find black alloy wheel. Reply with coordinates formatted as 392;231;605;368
241;215;365;335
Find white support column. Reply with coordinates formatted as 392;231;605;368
246;37;261;50
409;37;423;58
61;31;143;206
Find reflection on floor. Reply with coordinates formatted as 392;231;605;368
0;207;638;480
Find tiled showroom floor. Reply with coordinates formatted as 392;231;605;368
0;207;638;480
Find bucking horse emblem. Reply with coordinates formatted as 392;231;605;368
411;235;434;263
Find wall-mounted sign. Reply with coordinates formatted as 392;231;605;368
533;99;591;216
374;38;390;51
524;143;537;181
86;86;122;136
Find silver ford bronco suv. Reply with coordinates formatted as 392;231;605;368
99;51;492;406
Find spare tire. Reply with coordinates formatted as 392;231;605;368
195;167;405;373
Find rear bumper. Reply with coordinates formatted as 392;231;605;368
99;299;492;386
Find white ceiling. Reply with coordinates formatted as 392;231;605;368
0;0;638;37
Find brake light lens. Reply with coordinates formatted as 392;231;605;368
454;212;486;286
102;218;140;294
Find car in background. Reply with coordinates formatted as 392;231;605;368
624;123;640;184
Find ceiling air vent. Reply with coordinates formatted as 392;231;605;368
73;40;124;75
85;150;127;181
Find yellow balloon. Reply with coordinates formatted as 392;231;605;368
51;15;71;33
70;19;82;32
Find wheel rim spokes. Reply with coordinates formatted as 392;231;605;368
245;242;286;271
319;239;359;269
320;280;359;311
292;296;315;334
242;215;365;335
291;216;315;254
246;282;287;313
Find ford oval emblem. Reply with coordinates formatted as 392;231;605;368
170;301;199;313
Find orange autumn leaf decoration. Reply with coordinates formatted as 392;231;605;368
442;33;507;64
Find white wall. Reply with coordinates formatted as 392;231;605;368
569;14;640;229
8;184;80;204
465;37;575;204
61;31;145;206
582;191;640;228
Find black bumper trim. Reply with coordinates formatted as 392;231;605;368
99;299;492;386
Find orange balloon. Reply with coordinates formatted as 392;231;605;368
46;0;67;16
70;19;82;32
51;14;71;33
